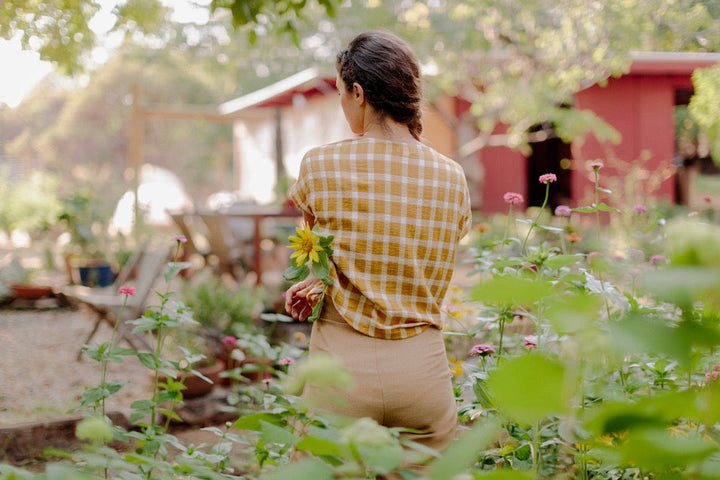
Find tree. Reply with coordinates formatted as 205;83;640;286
0;0;341;74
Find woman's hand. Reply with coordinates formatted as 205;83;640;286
285;278;324;322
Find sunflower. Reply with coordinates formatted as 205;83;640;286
288;222;324;266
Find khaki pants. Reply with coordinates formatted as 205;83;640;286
304;301;457;455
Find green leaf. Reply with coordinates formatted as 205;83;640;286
260;420;299;446
355;442;404;475
283;264;309;282
232;412;285;431
618;427;716;470
596;202;619;212
164;261;190;283
488;354;569;423
546;294;603;335
610;312;692;366
311;259;329;280
295;435;342;457
428;418;500;480
260;457;334;480
543;254;583;270
471;276;554;305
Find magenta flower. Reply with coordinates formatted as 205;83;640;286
555;205;572;217
539;173;557;184
588;161;604;170
118;285;136;296
471;344;496;357
523;336;538;349
172;234;187;243
649;254;666;266
221;335;237;346
503;192;524;205
703;195;712;204
278;357;296;366
632;204;647;215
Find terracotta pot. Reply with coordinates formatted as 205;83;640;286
9;284;54;300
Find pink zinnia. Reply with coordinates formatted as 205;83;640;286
555;205;572;217
588;161;604;170
278;357;295;366
172;234;187;243
629;249;645;261
118;285;136;296
221;335;237;346
503;192;524;205
523;336;538;349
470;344;496;357
632;204;647;214
539;173;557;184
649;254;666;266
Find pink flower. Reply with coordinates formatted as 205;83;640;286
172;234;187;243
587;251;601;262
649;254;666;266
470;344;496;357
262;378;272;385
118;285;136;296
221;335;237;346
503;192;524;205
278;357;295;366
703;195;712;203
588;161;604;170
632;204;647;214
555;205;572;217
539;173;557;184
523;336;538;349
629;249;645;262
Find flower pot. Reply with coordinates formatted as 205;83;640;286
9;284;54;300
78;263;114;288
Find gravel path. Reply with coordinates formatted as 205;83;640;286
0;306;153;426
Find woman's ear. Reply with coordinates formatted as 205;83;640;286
352;82;365;105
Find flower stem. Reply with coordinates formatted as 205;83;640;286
521;183;550;255
502;204;514;254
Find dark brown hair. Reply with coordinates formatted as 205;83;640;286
336;30;423;140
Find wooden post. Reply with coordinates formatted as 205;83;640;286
129;84;144;241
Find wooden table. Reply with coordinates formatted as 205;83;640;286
218;205;302;285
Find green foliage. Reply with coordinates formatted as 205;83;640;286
0;168;62;236
182;275;262;334
689;64;720;164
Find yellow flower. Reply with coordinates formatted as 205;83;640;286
288;222;323;266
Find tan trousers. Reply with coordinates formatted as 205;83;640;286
305;301;457;455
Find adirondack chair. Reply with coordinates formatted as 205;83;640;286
197;212;252;281
62;244;171;360
168;210;211;266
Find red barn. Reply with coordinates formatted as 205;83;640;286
473;52;720;214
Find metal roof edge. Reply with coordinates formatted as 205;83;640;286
218;67;321;115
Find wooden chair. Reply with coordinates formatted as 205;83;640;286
62;244;171;360
168;210;211;266
197;213;252;281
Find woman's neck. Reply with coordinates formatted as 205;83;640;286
361;112;419;145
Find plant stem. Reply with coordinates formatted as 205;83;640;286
521;183;550;255
502;204;514;254
593;169;611;319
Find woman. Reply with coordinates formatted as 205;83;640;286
285;30;472;458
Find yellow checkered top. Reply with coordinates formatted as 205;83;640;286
290;137;472;339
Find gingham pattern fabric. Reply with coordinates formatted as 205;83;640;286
289;137;472;339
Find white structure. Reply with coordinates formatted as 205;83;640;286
219;68;353;204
